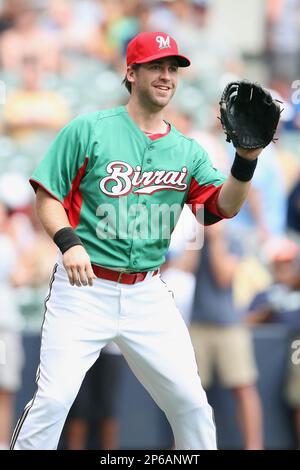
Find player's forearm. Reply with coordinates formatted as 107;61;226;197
35;187;95;287
216;174;251;217
35;187;71;239
216;148;263;217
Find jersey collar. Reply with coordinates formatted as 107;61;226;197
119;105;178;151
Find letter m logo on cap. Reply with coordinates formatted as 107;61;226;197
156;35;170;49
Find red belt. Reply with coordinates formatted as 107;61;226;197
91;265;159;285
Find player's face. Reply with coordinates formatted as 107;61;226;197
131;58;179;110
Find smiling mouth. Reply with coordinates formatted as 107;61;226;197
154;85;170;91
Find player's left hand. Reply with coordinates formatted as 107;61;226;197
219;80;282;153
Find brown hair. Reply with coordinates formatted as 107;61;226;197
122;64;141;94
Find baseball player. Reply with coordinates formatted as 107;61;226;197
10;31;275;450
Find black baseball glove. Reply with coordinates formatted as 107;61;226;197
219;80;282;149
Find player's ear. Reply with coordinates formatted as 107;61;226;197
126;65;136;85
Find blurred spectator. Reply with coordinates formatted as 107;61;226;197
3;56;71;144
284;99;300;132
162;0;242;83
0;0;19;34
134;1;152;34
225;142;287;254
44;0;101;58
9;212;58;292
266;0;300;81
287;177;300;240
65;343;123;450
0;173;35;254
0;201;24;450
269;79;300;132
0;172;56;277
0;3;61;72
147;0;175;34
84;0;141;68
0;172;57;330
189;222;263;449
247;237;300;448
107;0;139;56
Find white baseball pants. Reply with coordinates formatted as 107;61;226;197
11;262;217;450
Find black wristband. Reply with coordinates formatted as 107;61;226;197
53;227;83;254
231;152;258;182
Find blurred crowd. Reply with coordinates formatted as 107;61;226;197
1;0;300;450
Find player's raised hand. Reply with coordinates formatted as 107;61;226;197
219;80;281;154
63;245;97;287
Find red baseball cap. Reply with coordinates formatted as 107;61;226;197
126;31;191;68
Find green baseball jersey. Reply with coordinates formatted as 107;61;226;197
30;106;227;271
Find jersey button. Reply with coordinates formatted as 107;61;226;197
132;260;137;266
149;145;154;150
147;158;152;164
